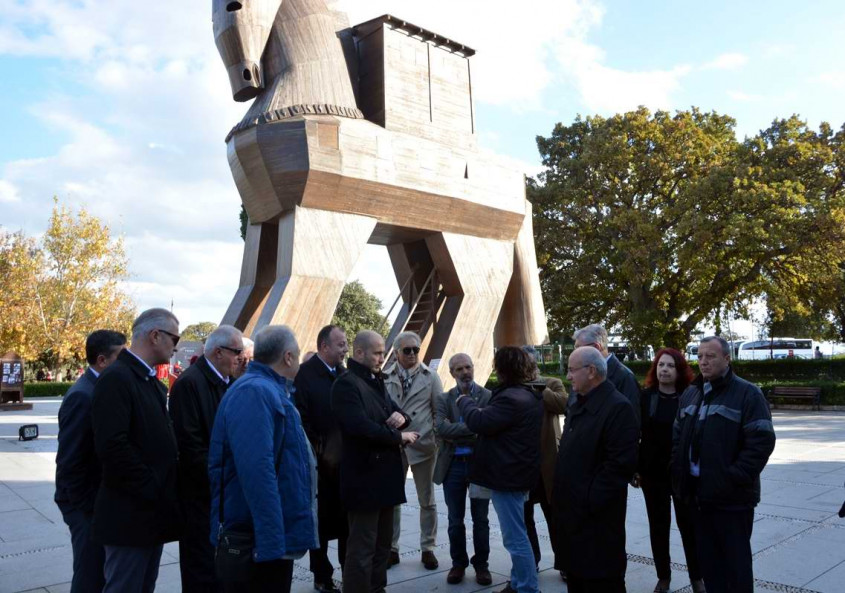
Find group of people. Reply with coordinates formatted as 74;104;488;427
54;309;776;593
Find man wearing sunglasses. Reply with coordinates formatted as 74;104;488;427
169;324;244;593
91;308;184;593
383;332;443;570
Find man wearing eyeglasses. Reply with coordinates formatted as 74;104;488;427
383;331;443;570
553;346;639;593
91;308;185;593
169;324;244;593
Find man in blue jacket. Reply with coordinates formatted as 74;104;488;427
55;329;126;593
208;324;318;593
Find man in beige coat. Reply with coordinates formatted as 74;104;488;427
384;331;443;570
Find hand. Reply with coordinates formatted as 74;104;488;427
401;432;420;445
630;472;641;489
386;411;405;428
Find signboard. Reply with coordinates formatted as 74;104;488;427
1;352;25;406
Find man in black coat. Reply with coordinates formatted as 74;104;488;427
569;324;641;425
91;308;184;593
55;329;126;593
330;330;418;593
169;324;243;593
554;347;639;593
672;336;775;593
294;324;349;592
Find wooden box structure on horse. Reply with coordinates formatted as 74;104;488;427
213;0;547;383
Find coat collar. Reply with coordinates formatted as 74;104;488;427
119;348;158;381
383;360;432;379
574;380;616;415
305;354;345;379
84;367;99;385
691;365;734;395
246;360;292;391
196;355;229;388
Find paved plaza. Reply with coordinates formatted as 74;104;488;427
1;400;843;593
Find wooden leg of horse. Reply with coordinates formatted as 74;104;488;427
495;201;549;347
221;219;279;337
424;232;514;386
253;205;377;350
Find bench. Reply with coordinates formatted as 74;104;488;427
768;386;822;410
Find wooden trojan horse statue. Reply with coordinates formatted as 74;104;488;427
213;0;548;384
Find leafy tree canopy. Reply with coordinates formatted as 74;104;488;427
181;321;219;343
331;280;388;340
530;107;845;350
0;198;135;370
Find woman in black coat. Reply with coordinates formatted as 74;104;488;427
632;348;704;593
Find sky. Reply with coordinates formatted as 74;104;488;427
1;0;844;339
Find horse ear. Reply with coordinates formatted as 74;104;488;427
212;0;282;101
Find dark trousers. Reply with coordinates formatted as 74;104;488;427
103;544;163;593
524;476;560;570
344;507;393;593
309;526;347;584
180;497;222;593
61;507;105;593
693;506;755;593
442;457;490;569
641;473;700;580
222;559;293;593
566;575;626;593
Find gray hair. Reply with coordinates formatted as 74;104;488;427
131;308;179;341
521;345;539;363
393;331;420;351
579;346;608;379
205;325;243;353
254;325;298;365
241;337;254;352
700;335;731;357
448;353;473;370
573;324;608;349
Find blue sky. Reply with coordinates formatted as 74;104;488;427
2;0;844;336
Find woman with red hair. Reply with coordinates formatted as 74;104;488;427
634;348;704;593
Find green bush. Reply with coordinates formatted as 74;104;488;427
24;382;74;397
623;358;845;383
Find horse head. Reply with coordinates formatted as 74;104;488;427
212;0;282;102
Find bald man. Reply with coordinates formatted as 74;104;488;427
331;331;419;593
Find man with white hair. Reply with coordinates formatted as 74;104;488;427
553;346;639;593
91;308;184;593
169;324;243;593
383;331;443;570
209;324;318;592
571;324;641;425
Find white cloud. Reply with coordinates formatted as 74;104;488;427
815;71;845;90
0;180;21;203
701;52;749;71
728;90;765;102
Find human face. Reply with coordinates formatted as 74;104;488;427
449;355;474;390
321;328;349;368
360;336;386;374
566;352;594;395
151;323;180;365
213;339;244;379
656;353;678;390
282;344;301;380
697;340;730;381
397;337;420;370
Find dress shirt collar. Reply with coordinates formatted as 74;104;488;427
204;356;229;384
125;348;156;377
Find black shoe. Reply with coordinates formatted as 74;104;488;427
388;550;400;568
314;581;340;593
495;583;517;593
421;550;439;570
475;567;492;586
447;566;465;584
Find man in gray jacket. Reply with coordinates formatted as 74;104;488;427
384;331;443;570
433;353;493;586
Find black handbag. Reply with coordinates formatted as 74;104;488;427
214;430;285;582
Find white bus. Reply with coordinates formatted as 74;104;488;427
736;338;814;360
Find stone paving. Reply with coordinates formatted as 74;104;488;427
1;399;844;592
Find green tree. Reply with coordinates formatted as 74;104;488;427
331;280;388;339
181;322;219;342
530;108;845;350
0;199;135;371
